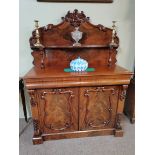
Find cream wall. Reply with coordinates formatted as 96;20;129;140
19;0;135;118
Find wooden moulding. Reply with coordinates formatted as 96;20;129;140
33;128;119;145
25;76;131;89
30;44;118;50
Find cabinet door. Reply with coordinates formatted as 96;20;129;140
79;86;119;130
38;88;78;133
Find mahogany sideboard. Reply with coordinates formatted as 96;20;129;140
23;9;133;144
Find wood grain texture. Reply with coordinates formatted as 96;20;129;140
38;88;78;133
79;86;119;130
24;10;133;144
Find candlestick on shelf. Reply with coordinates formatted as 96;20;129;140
34;20;44;47
109;21;117;47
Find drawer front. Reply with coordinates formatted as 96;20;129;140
79;86;119;130
37;88;78;134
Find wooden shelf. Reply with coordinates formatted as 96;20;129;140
31;44;118;50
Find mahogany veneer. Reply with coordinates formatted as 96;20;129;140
24;10;133;144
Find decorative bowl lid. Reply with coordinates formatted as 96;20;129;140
70;57;88;72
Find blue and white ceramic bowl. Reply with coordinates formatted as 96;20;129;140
70;57;88;72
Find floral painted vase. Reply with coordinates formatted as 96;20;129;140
70;57;88;72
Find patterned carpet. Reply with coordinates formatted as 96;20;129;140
19;115;135;155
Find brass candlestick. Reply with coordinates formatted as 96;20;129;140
34;20;43;47
110;21;117;47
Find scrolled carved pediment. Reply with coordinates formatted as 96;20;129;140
29;9;119;48
61;9;90;27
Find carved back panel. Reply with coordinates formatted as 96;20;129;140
32;48;117;68
30;9;119;69
31;22;118;47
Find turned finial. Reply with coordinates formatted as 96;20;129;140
34;20;39;29
34;20;43;47
110;21;117;47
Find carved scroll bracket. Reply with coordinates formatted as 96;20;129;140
84;87;115;96
108;49;112;67
96;24;106;31
33;119;41;136
40;50;45;69
28;90;37;107
120;85;128;101
44;24;54;31
115;113;122;130
41;89;74;98
108;43;118;67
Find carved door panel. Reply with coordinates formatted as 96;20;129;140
38;88;78;133
79;86;119;130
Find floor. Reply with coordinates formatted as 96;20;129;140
19;116;135;155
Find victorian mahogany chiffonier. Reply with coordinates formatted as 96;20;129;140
23;10;133;145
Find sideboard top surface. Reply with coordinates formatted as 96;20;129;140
24;65;132;79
